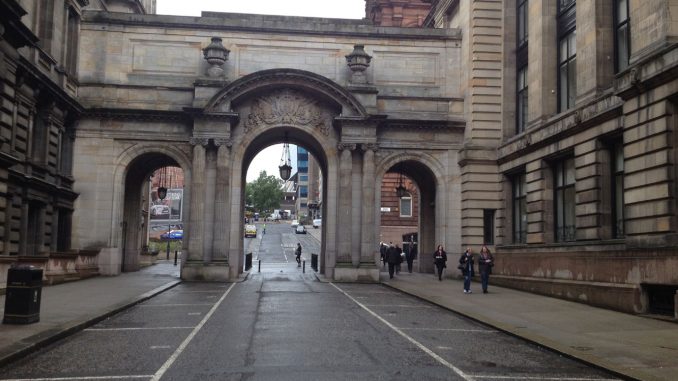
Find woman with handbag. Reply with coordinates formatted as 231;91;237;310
433;245;447;281
458;247;474;293
478;245;494;294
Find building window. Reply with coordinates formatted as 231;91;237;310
483;209;495;245
512;174;527;243
554;157;576;242
517;66;528;133
399;194;412;217
299;175;308;182
517;0;528;48
614;0;630;72
557;1;576;112
611;141;624;237
64;7;80;76
299;186;308;198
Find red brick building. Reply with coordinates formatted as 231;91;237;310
380;173;418;246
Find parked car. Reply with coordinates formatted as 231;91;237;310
291;220;299;228
160;230;183;240
312;219;321;229
150;204;171;217
295;225;307;234
244;224;257;238
149;223;183;241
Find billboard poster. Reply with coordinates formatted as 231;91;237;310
150;188;183;221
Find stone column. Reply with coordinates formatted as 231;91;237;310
212;138;232;262
186;138;208;262
336;143;355;264
360;144;377;265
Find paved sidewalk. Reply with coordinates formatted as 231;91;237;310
0;261;182;367
381;272;678;381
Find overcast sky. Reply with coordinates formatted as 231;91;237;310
156;1;364;182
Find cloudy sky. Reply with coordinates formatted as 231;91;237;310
156;1;365;182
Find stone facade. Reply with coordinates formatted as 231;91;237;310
426;0;678;317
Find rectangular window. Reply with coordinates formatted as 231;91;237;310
611;141;625;237
298;160;308;168
299;186;308;198
554;158;576;242
517;0;528;48
557;1;576;112
513;174;527;243
400;196;412;217
614;0;630;72
517;66;528;133
483;209;495;245
65;7;80;76
299;175;308;182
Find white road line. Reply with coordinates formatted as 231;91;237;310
138;304;214;307
363;304;433;308
0;376;152;381
85;327;194;331
401;327;496;333
150;346;172;350
471;376;619;381
187;312;201;316
330;282;475;381
150;282;236;381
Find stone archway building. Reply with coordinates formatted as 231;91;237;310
72;10;465;282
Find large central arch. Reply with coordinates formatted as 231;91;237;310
182;69;382;282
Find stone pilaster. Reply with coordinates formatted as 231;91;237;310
360;144;377;265
186;137;208;262
575;0;614;103
212;138;232;262
528;0;558;122
337;143;355;264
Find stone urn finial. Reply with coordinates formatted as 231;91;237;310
203;37;230;78
345;44;372;85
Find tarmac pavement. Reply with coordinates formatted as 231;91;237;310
0;247;676;380
381;272;678;381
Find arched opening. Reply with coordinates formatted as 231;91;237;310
121;153;185;273
239;127;329;276
378;160;438;275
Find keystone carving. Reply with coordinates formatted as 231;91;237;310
244;89;331;136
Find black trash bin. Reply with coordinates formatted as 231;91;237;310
3;265;43;324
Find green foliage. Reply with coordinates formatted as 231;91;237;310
246;170;284;213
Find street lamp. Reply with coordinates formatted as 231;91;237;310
157;167;172;259
279;133;292;181
395;172;407;198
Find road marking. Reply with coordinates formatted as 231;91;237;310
85;327;194;331
363;304;433;308
330;282;475;381
138;304;214;307
0;376;153;380
470;376;619;381
187;312;201;316
151;282;236;381
401;327;497;333
150;346;172;350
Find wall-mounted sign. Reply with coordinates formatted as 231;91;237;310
380;207;391;212
150;188;183;221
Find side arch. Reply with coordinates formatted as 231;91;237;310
109;143;193;248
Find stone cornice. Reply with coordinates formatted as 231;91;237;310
82;11;461;41
0;0;39;49
378;118;465;132
83;108;189;122
183;107;239;123
18;57;83;115
498;93;623;166
616;42;678;101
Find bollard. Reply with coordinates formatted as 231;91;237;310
174;250;178;266
302;260;305;273
258;260;261;273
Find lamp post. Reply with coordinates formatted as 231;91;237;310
157;184;170;259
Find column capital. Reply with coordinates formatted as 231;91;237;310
337;143;357;151
189;137;210;147
360;143;379;152
213;138;233;148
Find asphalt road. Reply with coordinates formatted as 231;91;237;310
0;223;621;381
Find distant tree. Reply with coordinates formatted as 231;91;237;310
246;170;283;213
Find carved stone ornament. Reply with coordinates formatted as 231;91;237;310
189;137;210;146
244;89;331;135
361;143;379;152
337;143;357;151
213;138;233;148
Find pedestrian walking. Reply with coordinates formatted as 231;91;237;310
478;245;494;294
458;247;474;293
433;245;447;281
395;244;403;274
262;223;266;234
295;243;302;267
386;243;401;279
406;238;417;273
380;242;387;268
